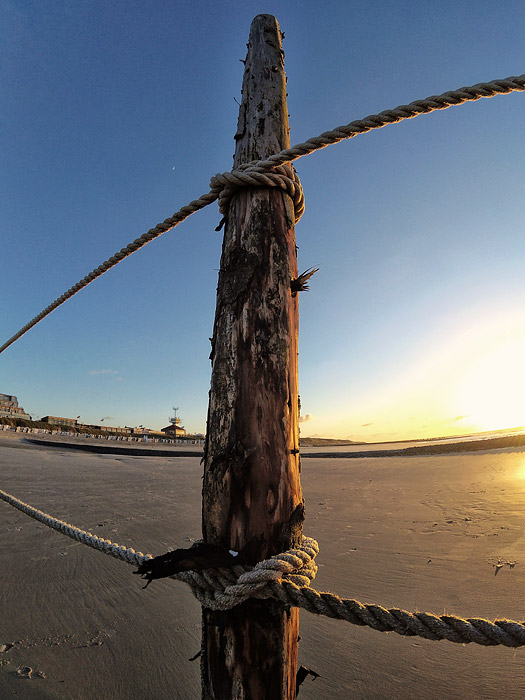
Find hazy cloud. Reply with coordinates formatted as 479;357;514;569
453;415;468;421
299;414;313;423
90;369;118;376
361;422;373;427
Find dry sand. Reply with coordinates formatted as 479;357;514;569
1;433;525;698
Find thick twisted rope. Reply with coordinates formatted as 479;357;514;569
2;487;525;647
0;488;150;567
1;74;524;355
238;75;525;171
180;537;319;610
211;163;305;223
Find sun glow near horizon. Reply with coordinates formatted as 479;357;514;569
454;332;525;433
301;306;525;443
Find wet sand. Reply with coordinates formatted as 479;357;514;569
1;434;525;698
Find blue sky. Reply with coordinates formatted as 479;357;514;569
2;0;524;441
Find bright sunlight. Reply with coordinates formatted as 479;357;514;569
456;332;525;432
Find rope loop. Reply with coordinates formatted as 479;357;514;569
186;536;319;611
210;162;305;225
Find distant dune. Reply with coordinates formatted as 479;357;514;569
299;437;364;447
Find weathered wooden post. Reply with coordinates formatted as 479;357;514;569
201;14;304;700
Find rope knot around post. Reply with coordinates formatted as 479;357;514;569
180;536;319;611
209;162;305;226
4;487;525;647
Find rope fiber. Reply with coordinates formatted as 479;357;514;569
1;74;524;355
2;487;525;648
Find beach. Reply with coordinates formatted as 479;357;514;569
1;434;525;698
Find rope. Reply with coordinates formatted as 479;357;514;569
238;75;525;171
1;74;524;355
211;162;305;223
180;538;319;610
2;487;525;647
274;583;525;648
0;488;150;567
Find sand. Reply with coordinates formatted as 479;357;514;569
1;434;525;698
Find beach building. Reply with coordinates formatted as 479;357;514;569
41;415;78;428
161;406;187;437
132;427;166;438
0;394;32;421
160;423;187;437
97;425;132;435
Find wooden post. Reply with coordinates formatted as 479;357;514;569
201;14;304;700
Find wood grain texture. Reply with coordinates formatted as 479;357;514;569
201;14;304;700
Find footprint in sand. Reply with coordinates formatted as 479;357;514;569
16;666;33;678
15;666;46;679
